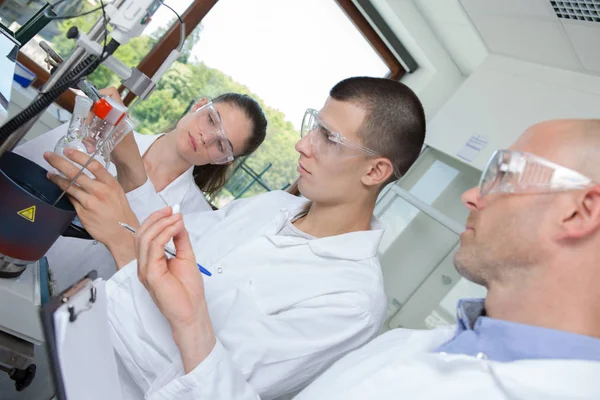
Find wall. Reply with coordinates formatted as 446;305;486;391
366;0;467;120
426;54;600;171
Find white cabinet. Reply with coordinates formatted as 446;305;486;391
0;261;43;345
375;147;485;330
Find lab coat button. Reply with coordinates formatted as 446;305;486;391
476;352;487;360
217;267;223;274
93;241;98;245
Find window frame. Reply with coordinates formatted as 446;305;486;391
334;0;408;80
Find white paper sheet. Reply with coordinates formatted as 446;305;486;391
53;279;122;400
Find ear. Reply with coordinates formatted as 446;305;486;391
361;158;395;188
192;98;209;112
560;186;600;240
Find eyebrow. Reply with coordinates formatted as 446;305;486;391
316;114;334;134
216;109;235;152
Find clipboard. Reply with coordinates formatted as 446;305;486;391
40;271;123;400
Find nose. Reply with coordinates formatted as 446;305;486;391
197;130;206;145
461;186;484;211
295;133;313;157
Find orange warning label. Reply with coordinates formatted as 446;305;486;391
17;206;36;223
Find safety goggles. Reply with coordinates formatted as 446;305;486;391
194;102;234;165
301;108;382;160
479;149;595;197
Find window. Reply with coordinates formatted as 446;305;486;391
0;0;47;31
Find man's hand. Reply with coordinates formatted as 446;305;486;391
44;149;138;268
136;207;216;373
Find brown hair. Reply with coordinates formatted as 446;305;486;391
329;77;426;185
192;93;267;195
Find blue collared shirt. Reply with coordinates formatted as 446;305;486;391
435;298;600;362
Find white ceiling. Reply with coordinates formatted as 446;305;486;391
459;0;600;75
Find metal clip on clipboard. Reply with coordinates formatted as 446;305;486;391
66;283;97;323
40;271;123;400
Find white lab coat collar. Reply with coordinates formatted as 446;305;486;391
265;205;385;261
156;167;195;208
131;132;195;208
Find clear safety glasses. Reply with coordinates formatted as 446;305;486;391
479;149;595;197
300;108;382;160
193;102;234;165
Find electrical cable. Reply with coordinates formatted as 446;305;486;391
52;0;111;92
60;0;110;88
46;0;69;13
0;55;98;140
40;0;109;96
162;3;186;51
44;0;104;21
162;3;184;25
0;36;119;140
44;5;105;20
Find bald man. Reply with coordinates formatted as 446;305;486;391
294;119;600;399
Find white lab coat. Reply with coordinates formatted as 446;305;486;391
294;326;600;400
106;188;387;400
14;123;211;290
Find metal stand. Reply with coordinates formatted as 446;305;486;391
0;330;36;392
0;261;26;279
0;363;36;392
0;13;109;159
0;254;28;279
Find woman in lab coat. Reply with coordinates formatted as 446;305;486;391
15;88;267;290
45;77;427;399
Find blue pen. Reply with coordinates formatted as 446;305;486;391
118;222;212;277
